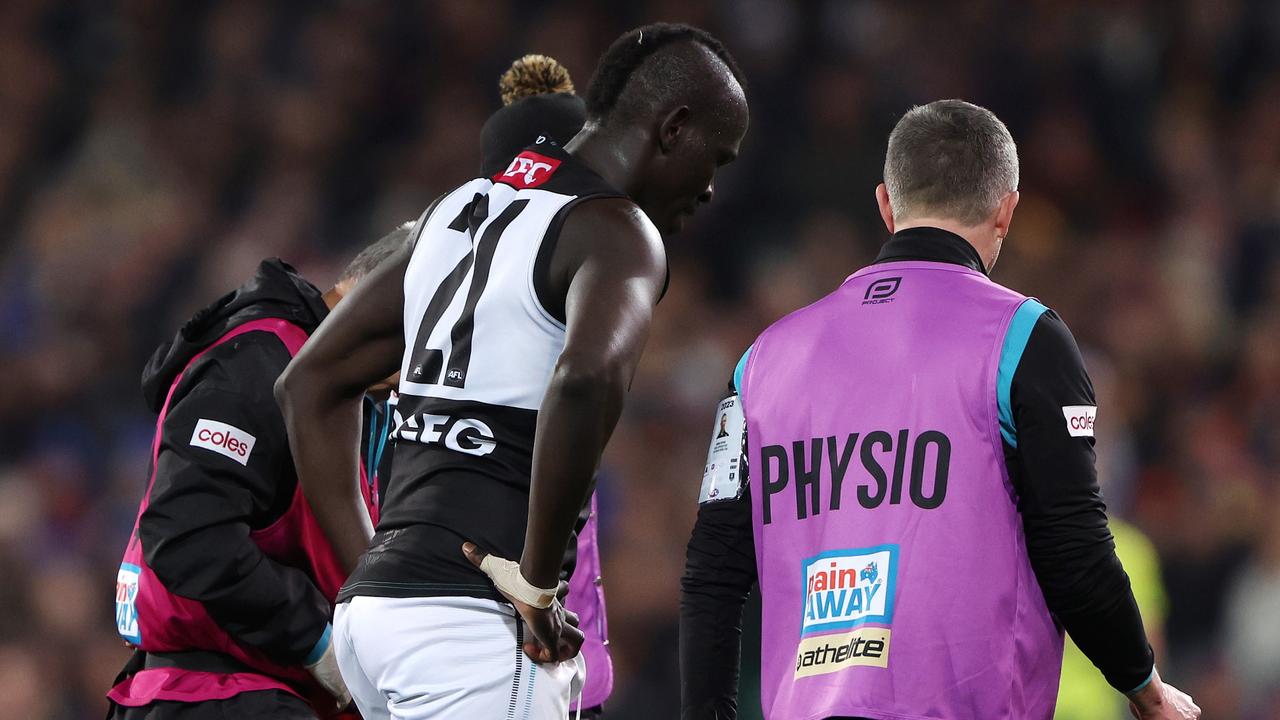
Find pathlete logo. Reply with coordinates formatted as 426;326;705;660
801;545;897;636
794;626;891;677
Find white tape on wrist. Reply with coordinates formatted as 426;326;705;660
479;554;558;609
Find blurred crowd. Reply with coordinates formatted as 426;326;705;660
0;0;1278;718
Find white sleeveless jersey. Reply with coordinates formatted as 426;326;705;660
398;176;570;412
357;142;627;595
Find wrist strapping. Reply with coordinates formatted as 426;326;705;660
479;554;558;609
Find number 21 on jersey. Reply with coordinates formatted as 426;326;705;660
407;194;529;388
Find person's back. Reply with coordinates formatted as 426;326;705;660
680;100;1198;720
345;138;626;601
741;238;1057;718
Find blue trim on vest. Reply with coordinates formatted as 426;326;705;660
363;397;390;487
997;299;1049;448
363;397;376;481
373;403;389;477
1125;666;1156;696
304;623;332;666
732;346;752;396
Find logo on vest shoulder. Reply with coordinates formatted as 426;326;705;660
116;563;142;644
862;277;901;305
190;419;256;466
1062;405;1097;437
496;151;562;189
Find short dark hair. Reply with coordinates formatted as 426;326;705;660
884;100;1019;226
339;221;414;284
584;23;744;124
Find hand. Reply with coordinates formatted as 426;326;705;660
463;542;584;663
304;627;352;711
1128;668;1201;719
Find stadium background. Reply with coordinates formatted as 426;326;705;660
0;0;1277;717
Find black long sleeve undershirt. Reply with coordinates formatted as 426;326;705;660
680;485;756;720
680;310;1154;718
1007;309;1154;691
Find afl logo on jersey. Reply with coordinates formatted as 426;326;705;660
496;151;562;189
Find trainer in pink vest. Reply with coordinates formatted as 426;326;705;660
109;318;379;717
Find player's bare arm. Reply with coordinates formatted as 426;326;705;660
276;241;411;573
523;198;667;585
464;197;667;662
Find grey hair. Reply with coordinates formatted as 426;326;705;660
339;220;416;284
883;100;1019;226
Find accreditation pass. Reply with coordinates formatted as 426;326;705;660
699;394;746;504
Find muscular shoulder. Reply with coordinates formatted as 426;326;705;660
568;199;664;268
551;198;667;295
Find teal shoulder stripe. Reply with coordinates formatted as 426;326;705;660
997;299;1049;448
732;345;753;396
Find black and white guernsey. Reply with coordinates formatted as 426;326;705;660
338;139;627;602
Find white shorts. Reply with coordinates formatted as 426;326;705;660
334;595;581;720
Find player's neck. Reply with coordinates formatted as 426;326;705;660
565;126;645;196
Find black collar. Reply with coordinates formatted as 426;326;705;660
874;227;987;275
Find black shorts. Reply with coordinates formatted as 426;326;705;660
107;690;317;720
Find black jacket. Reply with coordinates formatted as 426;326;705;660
137;259;332;665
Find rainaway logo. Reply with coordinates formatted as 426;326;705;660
801;545;897;635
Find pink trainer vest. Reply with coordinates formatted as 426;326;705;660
109;318;378;717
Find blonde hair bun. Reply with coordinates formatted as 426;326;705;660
499;54;575;106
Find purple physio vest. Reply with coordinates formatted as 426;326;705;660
566;493;613;710
740;261;1063;720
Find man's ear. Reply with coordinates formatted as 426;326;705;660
658;106;690;153
994;190;1020;237
875;183;895;234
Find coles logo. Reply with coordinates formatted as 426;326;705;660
1062;405;1097;438
190;418;256;466
495;151;561;189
